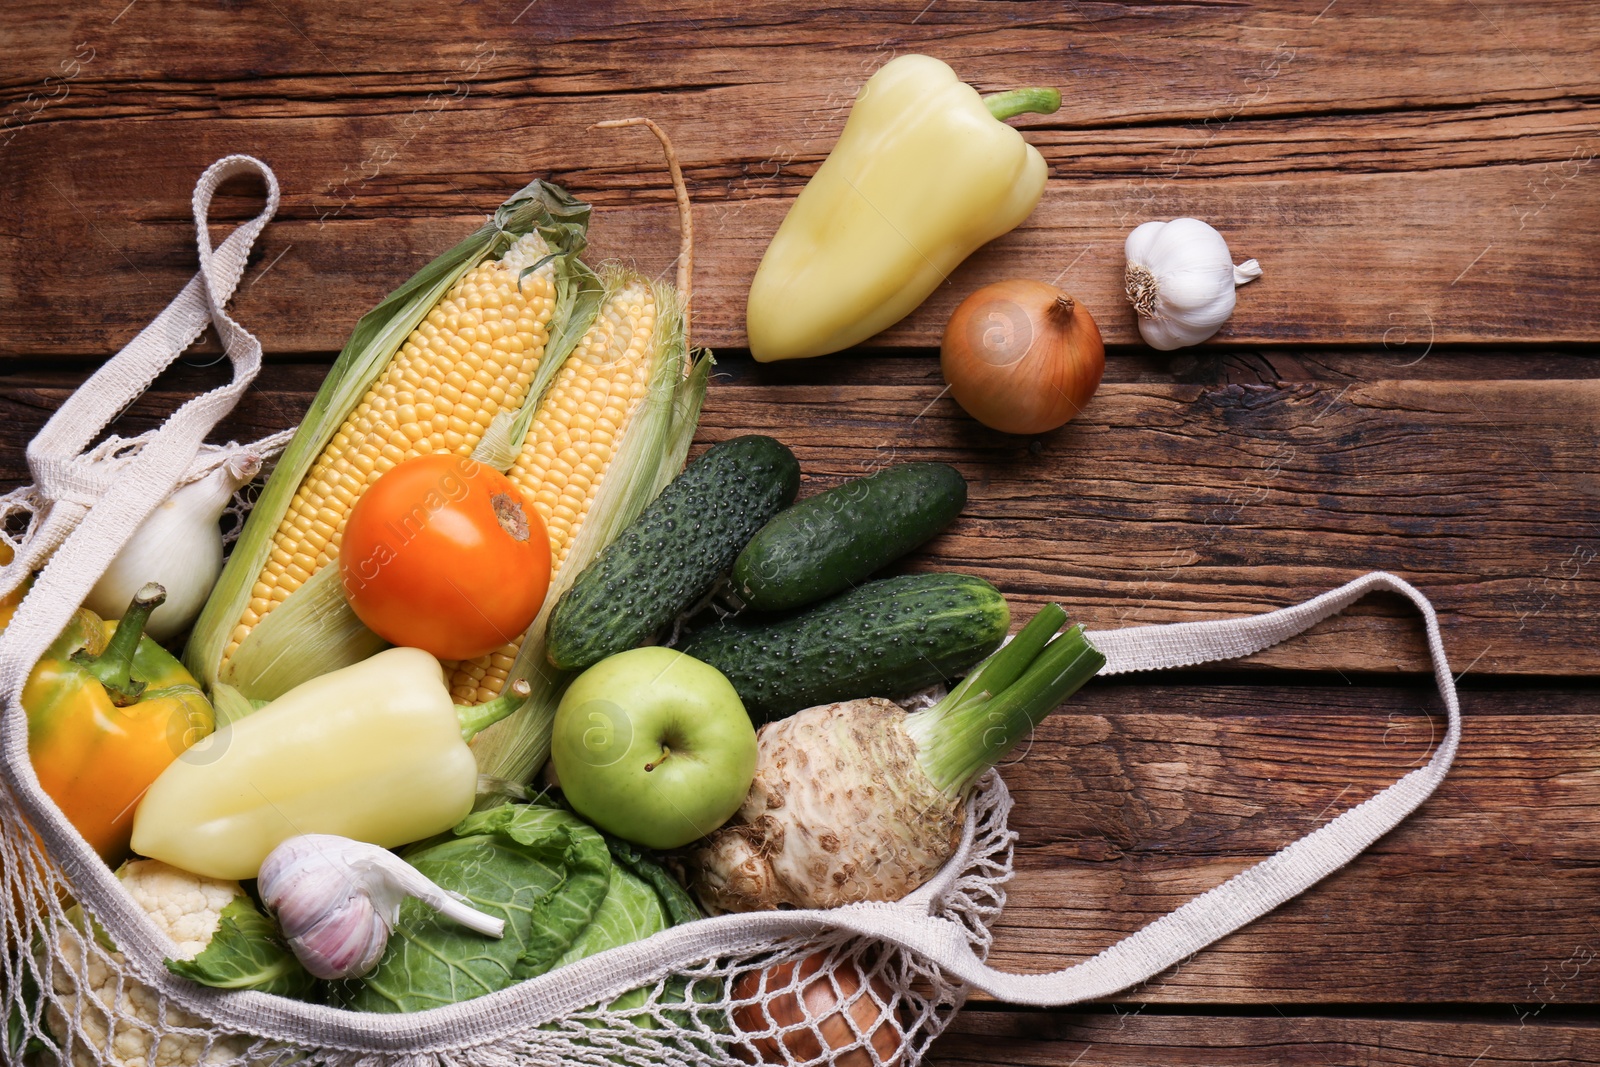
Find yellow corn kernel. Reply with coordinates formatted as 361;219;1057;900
223;236;557;664
445;280;659;704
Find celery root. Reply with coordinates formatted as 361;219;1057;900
689;609;1104;912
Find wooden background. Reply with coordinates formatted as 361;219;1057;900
3;1;1598;1062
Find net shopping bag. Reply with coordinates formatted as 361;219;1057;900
0;156;1460;1067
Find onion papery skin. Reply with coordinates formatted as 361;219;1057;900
940;279;1104;435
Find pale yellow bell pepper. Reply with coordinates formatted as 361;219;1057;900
746;54;1060;362
130;647;526;880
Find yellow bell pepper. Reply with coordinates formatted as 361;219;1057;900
746;54;1060;362
130;646;528;880
22;583;214;864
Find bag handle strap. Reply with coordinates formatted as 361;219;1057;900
813;570;1461;1004
408;570;1464;1037
0;155;278;711
287;570;1457;1041
29;574;1454;1034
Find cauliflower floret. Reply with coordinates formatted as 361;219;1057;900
44;860;258;1067
115;861;242;962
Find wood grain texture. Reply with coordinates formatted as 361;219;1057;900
1;2;1596;353
1;365;1594;677
3;1;1598;1053
695;374;1600;677
8;2;1596;111
985;685;1600;1003
936;1011;1600;1066
5;167;1597;355
7;344;1600;387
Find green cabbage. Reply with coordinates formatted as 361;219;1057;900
166;897;316;998
334;801;705;1015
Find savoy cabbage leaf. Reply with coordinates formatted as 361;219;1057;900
333;803;610;1013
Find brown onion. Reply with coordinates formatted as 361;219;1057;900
940;279;1104;435
731;952;906;1067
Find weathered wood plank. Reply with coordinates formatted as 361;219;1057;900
692;376;1599;677
936;1011;1600;1066
1;0;1596;355
1;370;1594;677
984;685;1600;1003
2;126;1594;354
6;74;1592;182
6;0;1595;116
8;345;1594;389
720;346;1600;386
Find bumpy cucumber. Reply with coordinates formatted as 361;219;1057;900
679;573;1009;723
547;435;800;671
732;462;967;612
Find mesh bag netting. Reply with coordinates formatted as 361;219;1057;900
3;632;1018;1067
0;416;1020;1067
1;151;1466;1067
0;153;1024;1067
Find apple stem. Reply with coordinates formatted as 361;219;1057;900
643;745;672;773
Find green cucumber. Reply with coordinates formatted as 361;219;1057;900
733;462;967;612
547;435;800;671
679;573;1009;723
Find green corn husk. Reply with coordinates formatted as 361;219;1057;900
470;276;712;785
184;180;598;698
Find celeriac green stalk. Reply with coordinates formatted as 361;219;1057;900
934;603;1066;719
906;611;1103;797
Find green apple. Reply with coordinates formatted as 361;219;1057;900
552;646;758;849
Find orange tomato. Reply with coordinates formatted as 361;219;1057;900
339;454;551;661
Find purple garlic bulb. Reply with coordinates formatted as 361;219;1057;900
257;834;504;980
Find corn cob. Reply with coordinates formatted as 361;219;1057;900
226;236;556;663
185;181;600;698
444;275;660;704
467;117;711;784
468;280;709;783
187;125;710;786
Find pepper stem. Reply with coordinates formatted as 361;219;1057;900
71;583;165;707
456;679;532;742
983;88;1062;121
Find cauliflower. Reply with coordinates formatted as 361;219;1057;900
44;860;258;1067
109;860;241;960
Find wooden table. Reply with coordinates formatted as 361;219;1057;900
4;2;1597;1063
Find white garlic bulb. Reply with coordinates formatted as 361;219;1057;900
1123;218;1261;351
85;450;263;641
258;835;504;980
